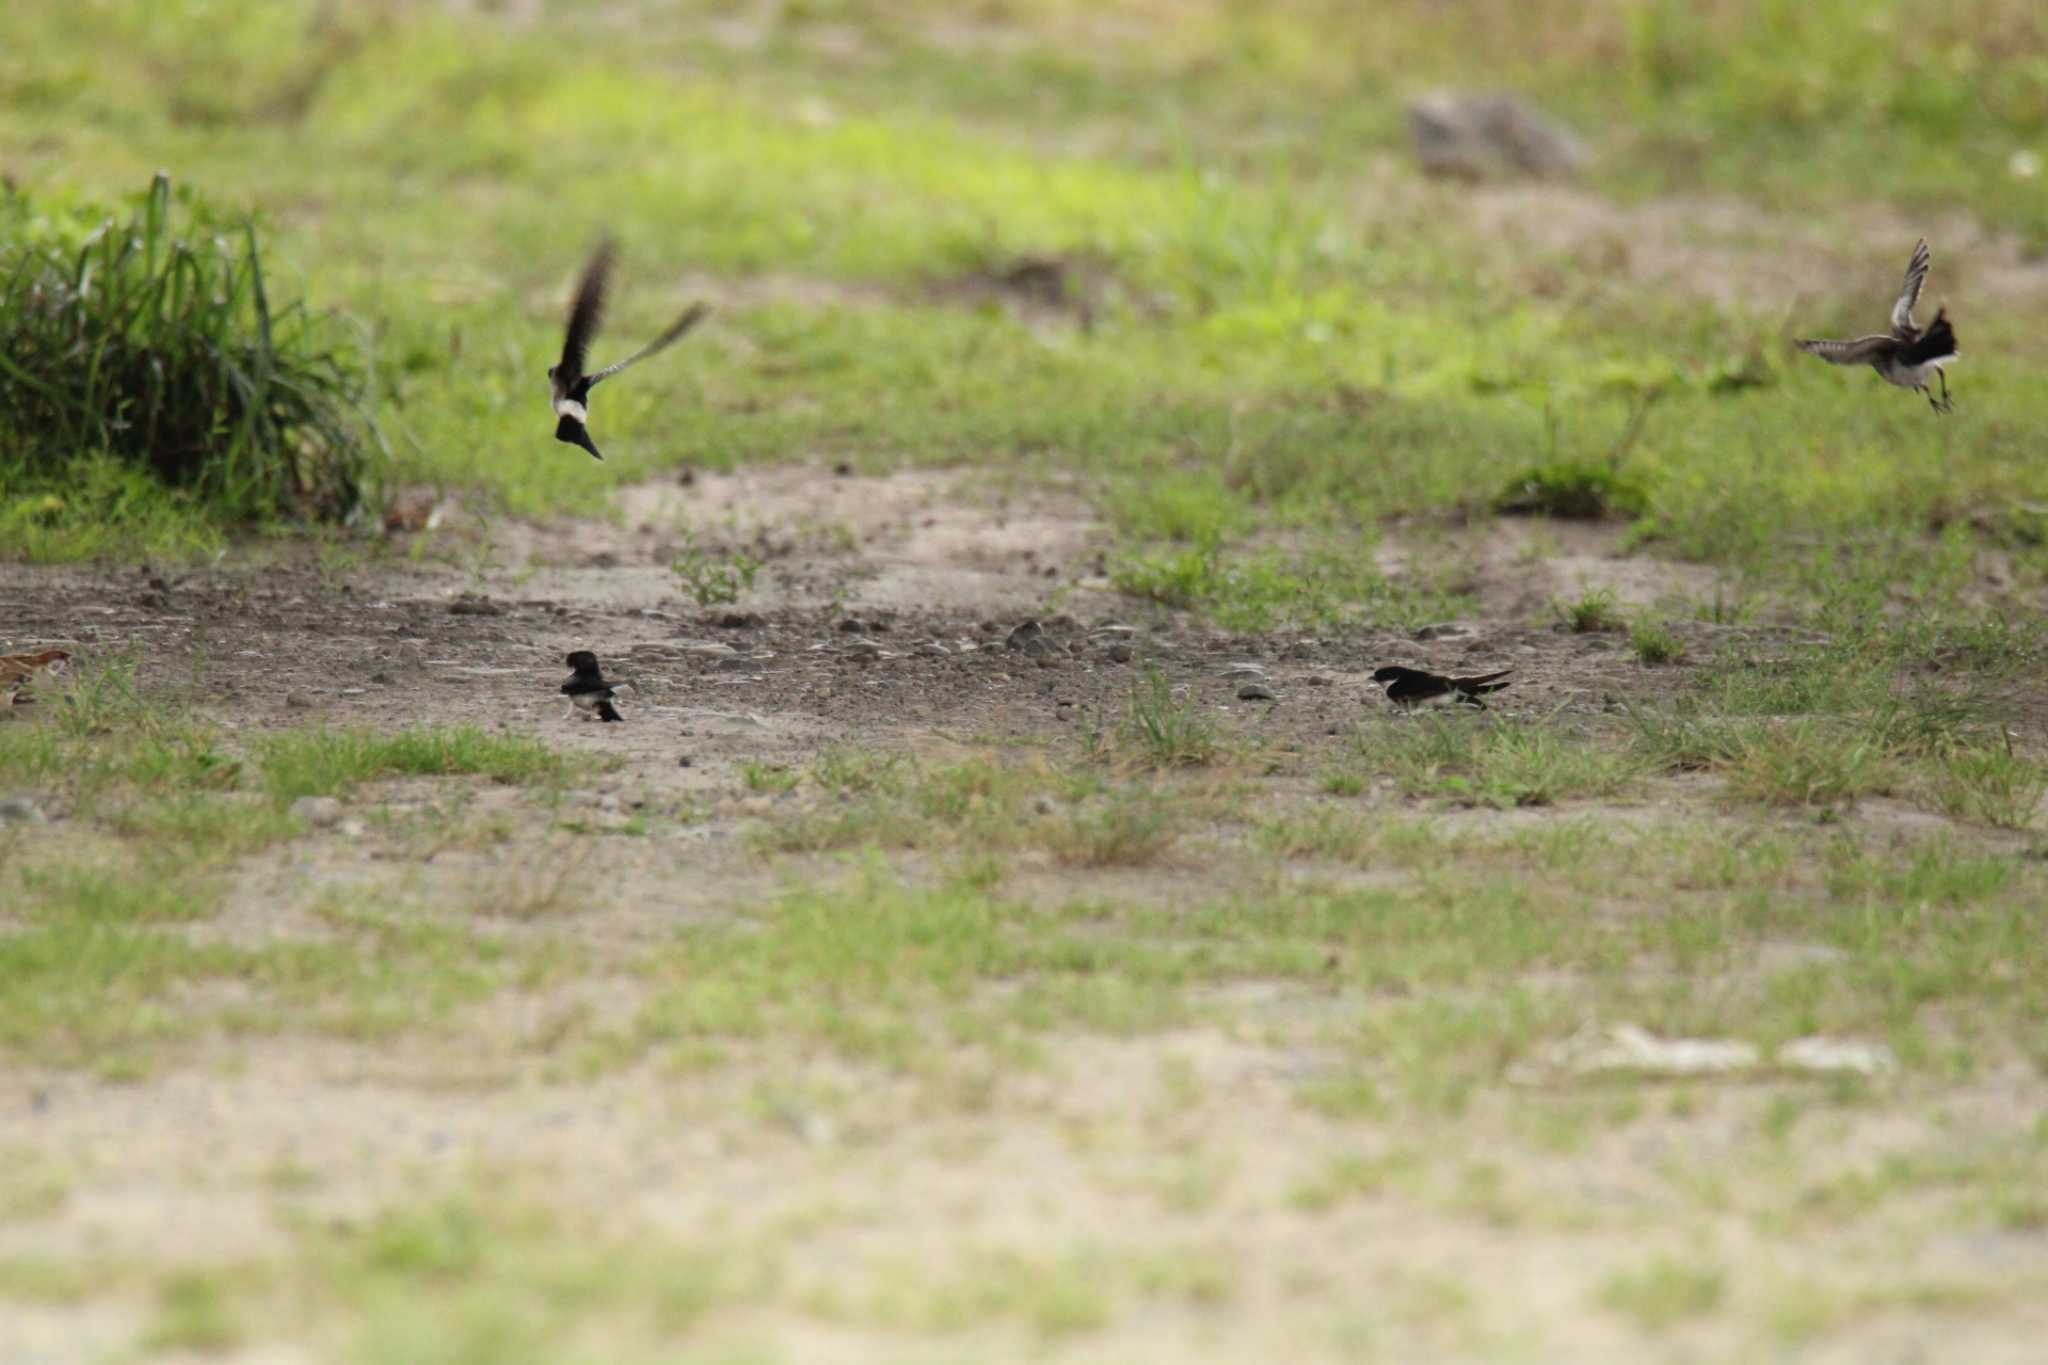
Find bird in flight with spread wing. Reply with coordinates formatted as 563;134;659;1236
548;239;709;460
1795;239;1958;414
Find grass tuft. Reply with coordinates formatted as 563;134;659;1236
0;173;377;524
671;538;762;607
1555;588;1622;634
1631;616;1687;664
1497;462;1650;521
1105;668;1222;769
1930;743;2048;830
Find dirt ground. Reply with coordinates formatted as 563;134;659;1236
7;472;2044;1365
0;468;1730;758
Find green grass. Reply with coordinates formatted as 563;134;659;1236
3;660;574;838
1104;668;1223;769
0;665;582;1070
1598;1256;1727;1331
1498;461;1652;521
0;865;554;1067
4;0;2043;618
254;725;571;803
1631;616;1687;665
0;173;377;527
671;536;763;607
1555;588;1623;634
144;1270;246;1352
1365;715;1643;808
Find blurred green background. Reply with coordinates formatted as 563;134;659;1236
2;0;2044;604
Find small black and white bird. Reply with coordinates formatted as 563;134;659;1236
561;650;625;723
1795;239;1958;413
1371;665;1513;709
549;239;710;460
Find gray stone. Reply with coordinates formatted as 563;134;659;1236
0;796;47;825
1408;90;1588;181
290;796;345;829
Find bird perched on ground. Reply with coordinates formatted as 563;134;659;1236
548;239;710;460
1371;665;1512;709
561;650;625;722
1;648;70;713
1795;239;1958;413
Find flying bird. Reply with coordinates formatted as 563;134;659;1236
1371;665;1512;709
1795;239;1958;413
549;239;709;460
561;650;625;723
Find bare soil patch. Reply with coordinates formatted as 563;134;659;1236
3;469;1733;771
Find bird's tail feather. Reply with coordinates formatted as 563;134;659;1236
555;415;604;460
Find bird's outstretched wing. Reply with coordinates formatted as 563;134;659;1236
1796;335;1893;365
558;239;615;383
1890;238;1930;334
586;302;710;387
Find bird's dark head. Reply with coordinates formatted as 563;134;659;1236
546;363;560;382
1371;666;1407;683
565;650;600;671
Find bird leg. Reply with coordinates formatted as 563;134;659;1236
1936;368;1953;412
